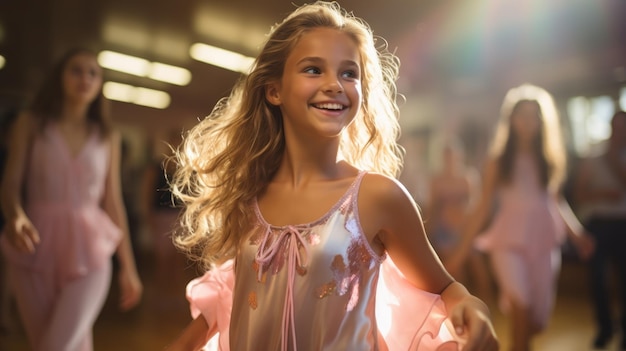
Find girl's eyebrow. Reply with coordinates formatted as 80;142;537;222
296;56;359;67
296;56;325;65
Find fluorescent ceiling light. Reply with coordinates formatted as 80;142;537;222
98;50;150;76
103;81;171;109
97;50;191;86
189;43;255;74
149;62;191;86
134;87;171;109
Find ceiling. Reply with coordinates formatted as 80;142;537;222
1;0;625;133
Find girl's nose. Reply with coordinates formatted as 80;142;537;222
323;78;343;94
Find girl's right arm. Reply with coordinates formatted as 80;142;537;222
164;316;212;351
446;159;498;276
1;112;39;253
363;173;498;350
424;176;441;239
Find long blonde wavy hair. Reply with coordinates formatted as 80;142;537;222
171;1;403;268
489;83;567;192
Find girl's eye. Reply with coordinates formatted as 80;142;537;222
69;66;80;74
342;70;358;79
69;66;87;77
303;66;321;74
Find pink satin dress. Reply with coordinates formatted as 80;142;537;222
475;155;565;253
475;154;565;327
187;171;463;351
1;124;122;286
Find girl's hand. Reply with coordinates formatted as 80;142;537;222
449;296;499;351
118;266;143;311
6;214;40;253
572;232;595;261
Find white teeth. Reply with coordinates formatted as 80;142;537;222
314;103;344;110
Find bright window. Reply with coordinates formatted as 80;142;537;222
567;95;615;156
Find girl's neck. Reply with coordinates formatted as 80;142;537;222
276;155;353;189
276;137;348;187
59;103;89;126
515;138;535;154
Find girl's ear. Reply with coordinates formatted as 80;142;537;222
265;83;281;106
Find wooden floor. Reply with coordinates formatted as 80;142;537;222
0;253;622;351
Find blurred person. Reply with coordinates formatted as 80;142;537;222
0;47;143;351
447;83;594;351
573;110;626;350
0;107;19;333
425;139;493;303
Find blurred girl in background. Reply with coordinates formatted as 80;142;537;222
448;83;594;351
0;47;142;351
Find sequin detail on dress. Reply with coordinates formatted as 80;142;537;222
248;291;258;310
317;226;375;313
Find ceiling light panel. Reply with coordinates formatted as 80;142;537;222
98;50;191;86
103;81;171;109
189;43;255;74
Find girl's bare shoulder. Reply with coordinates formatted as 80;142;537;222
358;173;416;221
360;172;408;201
358;172;425;254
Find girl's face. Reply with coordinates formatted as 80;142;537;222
267;27;362;141
510;101;541;142
443;145;462;169
62;52;103;105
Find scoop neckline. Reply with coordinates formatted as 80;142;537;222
253;171;366;229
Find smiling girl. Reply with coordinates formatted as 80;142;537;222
165;2;498;350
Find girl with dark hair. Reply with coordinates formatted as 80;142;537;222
0;47;143;351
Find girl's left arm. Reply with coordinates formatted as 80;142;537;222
103;130;143;311
554;192;594;260
362;174;498;351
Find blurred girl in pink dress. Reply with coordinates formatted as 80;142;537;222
0;47;143;351
164;2;498;350
447;84;594;351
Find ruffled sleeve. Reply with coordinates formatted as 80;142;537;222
376;257;466;350
186;259;235;351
